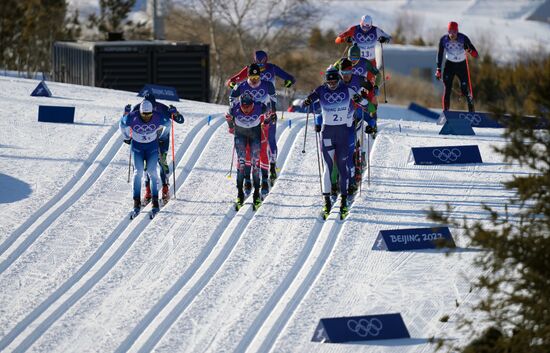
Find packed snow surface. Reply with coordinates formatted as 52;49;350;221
0;76;526;352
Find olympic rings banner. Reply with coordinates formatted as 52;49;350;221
443;110;501;128
372;227;455;251
311;313;410;343
38;105;75;124
138;84;180;102
411;145;482;165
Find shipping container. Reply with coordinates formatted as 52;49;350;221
52;41;209;102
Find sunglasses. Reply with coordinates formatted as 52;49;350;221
249;75;260;80
340;70;353;75
141;112;153;118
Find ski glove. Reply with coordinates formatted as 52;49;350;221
225;113;235;129
264;112;277;125
229;81;237;89
124;104;132;115
435;68;442;80
315;124;322;133
168;105;178;115
373;85;379;97
124;138;132;145
284;80;293;88
303;97;312;106
365;125;377;134
352;94;363;104
378;36;390;44
468;49;479;58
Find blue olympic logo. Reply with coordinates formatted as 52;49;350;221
352;67;365;75
261;72;273;80
355;32;376;42
347;318;383;337
324;92;346;104
245;89;266;100
458;113;482;125
432;148;462;162
133;124;157;134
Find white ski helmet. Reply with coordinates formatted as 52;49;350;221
360;15;372;30
140;100;153;115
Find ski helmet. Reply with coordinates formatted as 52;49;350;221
360;15;372;31
348;44;361;61
248;63;261;77
448;21;458;33
254;50;268;64
139;100;153;121
240;92;255;109
339;58;353;72
325;66;340;90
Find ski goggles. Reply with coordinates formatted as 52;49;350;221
339;69;353;75
141;112;153;118
249;75;260;80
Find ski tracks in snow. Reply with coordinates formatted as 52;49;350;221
0;115;223;352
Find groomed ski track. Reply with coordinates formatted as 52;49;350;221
0;77;527;353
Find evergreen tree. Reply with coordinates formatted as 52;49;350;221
429;56;550;353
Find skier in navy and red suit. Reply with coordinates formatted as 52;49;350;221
436;21;479;112
335;15;391;84
226;50;296;183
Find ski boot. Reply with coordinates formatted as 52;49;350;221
261;181;269;200
269;162;277;186
330;183;339;204
252;189;262;211
340;195;349;220
321;195;332;220
235;188;245;211
244;179;252;198
143;183;152;206
162;184;170;204
150;197;160;219
130;197;141;219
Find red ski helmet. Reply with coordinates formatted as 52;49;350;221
448;21;458;33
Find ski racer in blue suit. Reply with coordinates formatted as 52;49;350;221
125;92;184;203
120;100;170;214
303;66;370;219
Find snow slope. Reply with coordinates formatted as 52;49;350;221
0;76;526;352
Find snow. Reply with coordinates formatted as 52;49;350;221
0;76;528;352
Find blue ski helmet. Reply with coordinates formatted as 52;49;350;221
325;66;340;82
240;92;254;107
254;50;268;64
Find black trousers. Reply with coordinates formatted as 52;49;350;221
443;60;474;112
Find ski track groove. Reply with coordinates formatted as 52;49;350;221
0;123;118;261
127;118;305;353
241;135;377;353
1;115;223;353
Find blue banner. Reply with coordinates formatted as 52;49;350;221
312;313;410;343
408;102;440;120
439;118;475;135
372;227;455;251
38;105;75;124
443;111;502;128
411;145;482;165
31;81;52;97
138;84;180;102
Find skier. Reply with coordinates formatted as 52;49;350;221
337;58;377;196
335;15;391;84
436;21;478;112
120;100;170;218
226;92;275;211
124;93;184;204
302;66;369;220
230;63;277;198
226;50;296;183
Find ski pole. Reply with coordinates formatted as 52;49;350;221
380;42;388;103
360;113;364;196
127;129;132;183
302;105;310;153
170;114;177;199
280;87;288;121
465;50;474;101
227;142;235;179
315;130;323;194
367;125;371;187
